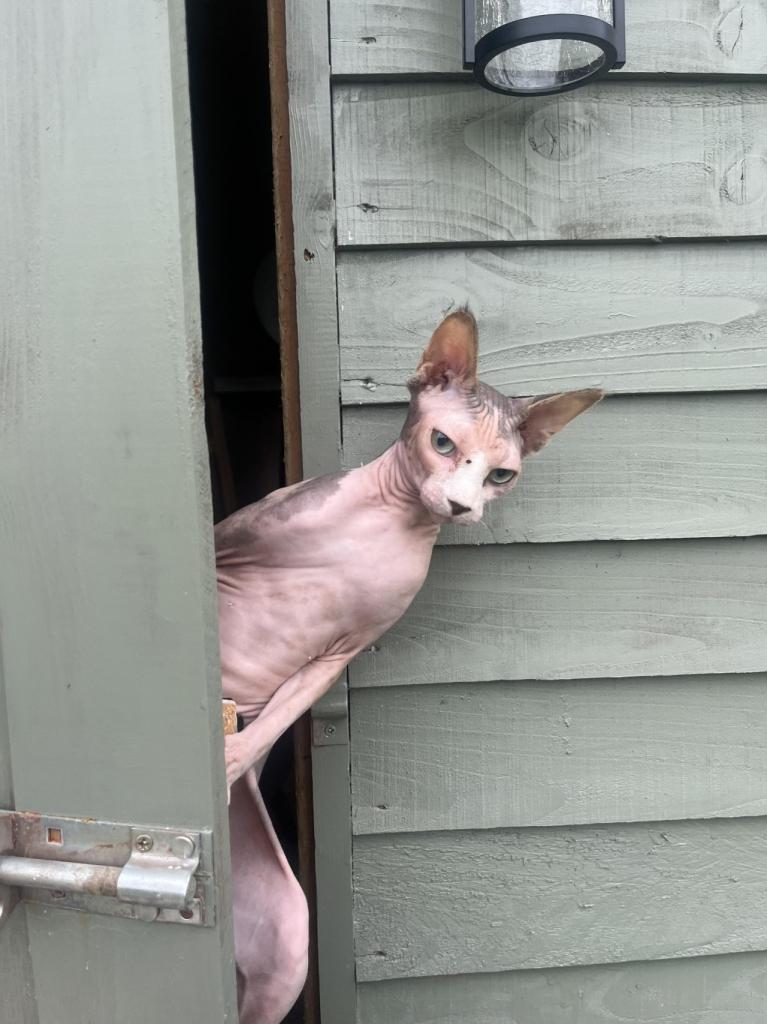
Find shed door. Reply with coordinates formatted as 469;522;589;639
0;1;236;1020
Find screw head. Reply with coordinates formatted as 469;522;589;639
323;723;336;737
135;834;153;852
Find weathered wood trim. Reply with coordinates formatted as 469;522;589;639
354;816;767;980
349;537;767;688
356;950;767;1024
333;83;767;247
265;0;321;1016
288;11;342;479
342;394;767;543
337;244;767;402
351;673;767;834
268;0;303;489
330;0;767;78
282;0;355;1015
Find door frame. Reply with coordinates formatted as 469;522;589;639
266;0;357;1020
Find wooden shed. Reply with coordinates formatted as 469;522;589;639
296;2;767;1022
2;1;767;1022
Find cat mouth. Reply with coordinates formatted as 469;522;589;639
427;508;480;526
451;510;481;524
445;505;482;525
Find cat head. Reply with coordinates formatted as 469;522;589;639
400;309;604;525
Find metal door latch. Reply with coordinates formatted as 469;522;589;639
0;810;215;929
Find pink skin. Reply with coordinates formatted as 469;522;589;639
216;310;603;1023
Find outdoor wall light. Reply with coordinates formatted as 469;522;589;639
464;0;625;96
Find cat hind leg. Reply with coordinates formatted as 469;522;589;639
229;771;309;1024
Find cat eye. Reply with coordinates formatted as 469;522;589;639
488;468;517;485
431;430;456;456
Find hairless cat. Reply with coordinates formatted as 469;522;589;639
215;310;603;1023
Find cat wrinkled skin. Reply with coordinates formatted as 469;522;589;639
216;310;603;1023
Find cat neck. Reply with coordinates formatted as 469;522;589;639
358;442;439;535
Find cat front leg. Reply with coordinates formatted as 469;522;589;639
224;652;349;799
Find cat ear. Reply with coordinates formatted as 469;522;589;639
411;310;478;390
515;389;605;456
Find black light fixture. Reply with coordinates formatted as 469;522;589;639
464;0;625;96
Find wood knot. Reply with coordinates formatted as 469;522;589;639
526;109;590;162
715;5;746;57
720;155;767;205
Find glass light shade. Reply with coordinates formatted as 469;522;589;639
484;37;606;91
466;0;624;96
477;0;613;37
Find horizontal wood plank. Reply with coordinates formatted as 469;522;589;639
337;245;767;402
353;817;767;980
332;0;767;77
351;674;767;834
334;83;767;246
342;394;767;543
357;950;767;1024
348;537;767;688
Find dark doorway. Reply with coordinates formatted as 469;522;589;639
184;2;303;1020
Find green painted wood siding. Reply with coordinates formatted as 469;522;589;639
334;83;767;246
292;0;767;1018
337;246;767;402
354;817;767;980
356;951;767;1024
350;539;767;686
350;674;767;833
342;395;767;543
331;0;767;76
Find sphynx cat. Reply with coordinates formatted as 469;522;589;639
215;310;603;1023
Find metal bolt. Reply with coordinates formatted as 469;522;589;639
135;835;153;853
136;905;159;923
323;724;336;738
172;835;195;859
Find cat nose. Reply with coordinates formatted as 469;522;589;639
449;500;472;517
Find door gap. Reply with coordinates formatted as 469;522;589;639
185;3;305;1020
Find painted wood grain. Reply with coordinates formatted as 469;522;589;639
0;909;38;1024
0;0;236;1017
353;816;767;980
342;394;767;543
336;245;767;402
348;537;767;688
357;951;767;1024
351;673;767;834
331;0;767;77
334;83;767;246
0;647;37;1023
